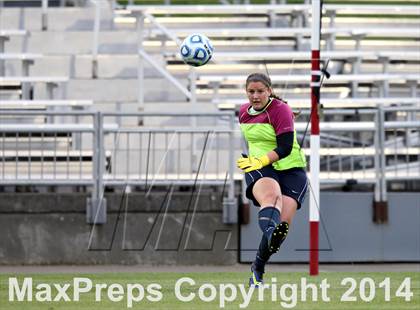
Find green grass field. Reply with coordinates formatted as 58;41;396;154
0;271;419;309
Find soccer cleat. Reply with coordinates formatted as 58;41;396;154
268;221;289;254
249;264;264;287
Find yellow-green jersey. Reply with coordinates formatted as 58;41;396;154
239;98;306;171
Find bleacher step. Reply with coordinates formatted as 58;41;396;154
66;78;190;102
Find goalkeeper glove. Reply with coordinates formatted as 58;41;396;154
236;154;270;173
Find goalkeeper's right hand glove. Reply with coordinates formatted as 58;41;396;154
236;154;270;173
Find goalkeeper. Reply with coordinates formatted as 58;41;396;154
237;73;308;287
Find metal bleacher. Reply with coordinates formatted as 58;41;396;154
0;1;97;203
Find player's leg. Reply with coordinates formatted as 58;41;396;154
251;176;282;210
267;195;298;253
272;168;308;251
281;195;298;225
251;196;298;286
249;177;287;286
252;177;292;252
248;168;307;286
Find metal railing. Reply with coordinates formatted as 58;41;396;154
0;108;418;224
101;111;238;224
296;107;419;205
0;110;238;223
0;111;97;185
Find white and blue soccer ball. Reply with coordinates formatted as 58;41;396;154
179;33;214;67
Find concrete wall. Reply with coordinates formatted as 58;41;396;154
0;191;238;265
1;191;418;265
241;192;420;263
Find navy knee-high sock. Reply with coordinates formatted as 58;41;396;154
253;207;280;272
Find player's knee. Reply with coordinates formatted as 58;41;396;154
260;193;282;207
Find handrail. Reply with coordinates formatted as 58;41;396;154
130;10;195;109
138;49;191;99
142;11;182;46
127;4;420;16
127;4;311;15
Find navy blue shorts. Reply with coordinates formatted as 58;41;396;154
244;166;308;209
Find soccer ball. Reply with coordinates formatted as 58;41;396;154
179;33;214;67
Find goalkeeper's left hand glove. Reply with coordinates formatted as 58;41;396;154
236;154;270;173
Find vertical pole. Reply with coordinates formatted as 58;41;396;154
223;113;238;224
137;13;145;113
89;112;100;223
378;105;387;203
98;113;105;205
350;56;360;97
379;56;390;97
310;0;321;276
189;68;197;169
374;110;381;204
92;0;101;79
228;113;236;220
41;0;48;31
21;59;32;98
88;112;106;224
189;67;197;106
0;38;6;75
373;103;388;224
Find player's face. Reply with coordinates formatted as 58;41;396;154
246;82;272;110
